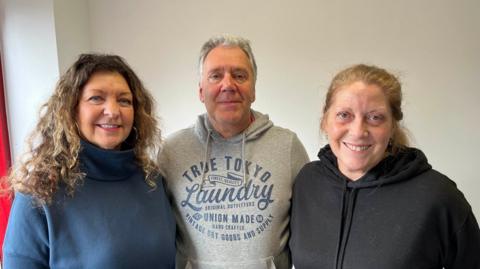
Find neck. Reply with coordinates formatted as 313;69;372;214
209;112;254;139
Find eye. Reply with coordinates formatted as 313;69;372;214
118;98;133;106
336;111;351;121
366;113;385;125
233;71;248;82
87;96;104;104
208;72;223;83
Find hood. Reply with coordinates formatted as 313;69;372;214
193;110;273;189
317;144;432;189
317;144;433;268
194;109;273;144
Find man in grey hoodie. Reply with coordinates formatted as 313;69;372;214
158;34;309;269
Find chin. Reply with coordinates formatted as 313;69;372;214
217;115;242;124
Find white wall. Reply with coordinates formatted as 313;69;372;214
53;0;91;73
0;0;60;160
86;0;480;217
1;0;479;217
0;0;91;160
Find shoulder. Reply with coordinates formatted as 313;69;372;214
261;125;305;148
294;161;323;188
160;126;198;156
410;169;472;221
163;126;196;145
414;169;465;200
10;192;41;213
258;125;308;161
267;124;299;138
158;125;204;172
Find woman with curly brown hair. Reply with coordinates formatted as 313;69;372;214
2;54;175;268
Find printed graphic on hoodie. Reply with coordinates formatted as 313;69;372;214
180;155;275;242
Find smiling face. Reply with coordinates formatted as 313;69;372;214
322;81;394;180
199;46;255;138
76;71;134;150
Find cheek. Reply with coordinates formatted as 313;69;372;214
124;108;134;124
324;121;344;141
373;127;393;146
241;84;254;97
76;106;90;129
250;88;255;102
200;86;217;101
75;114;91;139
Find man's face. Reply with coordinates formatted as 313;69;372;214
199;46;255;137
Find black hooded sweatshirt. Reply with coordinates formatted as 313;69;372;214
290;145;480;269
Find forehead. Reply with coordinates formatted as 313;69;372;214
331;81;389;109
83;72;130;91
203;46;252;73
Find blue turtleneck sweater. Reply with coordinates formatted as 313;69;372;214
3;141;176;268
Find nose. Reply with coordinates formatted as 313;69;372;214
103;100;120;118
220;73;235;92
352;118;369;138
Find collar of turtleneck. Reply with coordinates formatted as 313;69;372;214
79;140;138;181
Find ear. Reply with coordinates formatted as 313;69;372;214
320;114;324;130
251;86;256;103
198;82;205;103
390;121;397;140
320;123;325;135
320;114;328;134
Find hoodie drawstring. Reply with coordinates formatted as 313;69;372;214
200;130;212;190
242;133;247;187
200;131;247;190
334;181;347;269
334;182;358;269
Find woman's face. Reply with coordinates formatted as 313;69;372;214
322;81;394;180
76;71;134;150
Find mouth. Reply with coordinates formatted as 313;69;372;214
217;100;242;108
343;142;371;152
97;124;121;129
218;100;241;104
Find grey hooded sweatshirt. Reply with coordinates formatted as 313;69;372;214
158;110;309;269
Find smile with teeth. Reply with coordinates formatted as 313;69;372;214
343;142;371;152
98;124;121;129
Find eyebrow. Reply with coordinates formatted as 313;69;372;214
207;66;249;73
84;88;132;96
332;107;389;112
118;91;133;96
207;67;224;74
232;68;248;74
367;107;388;112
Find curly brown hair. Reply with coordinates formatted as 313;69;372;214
7;53;161;204
321;64;409;155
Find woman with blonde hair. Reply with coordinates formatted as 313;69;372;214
3;54;175;268
290;64;480;268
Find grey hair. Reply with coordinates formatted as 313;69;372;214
198;34;258;83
